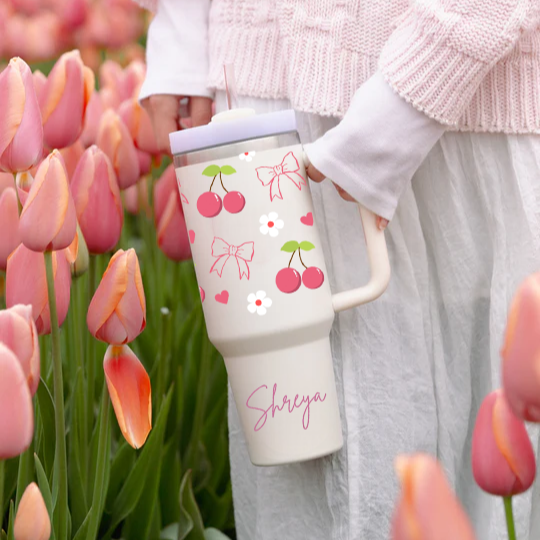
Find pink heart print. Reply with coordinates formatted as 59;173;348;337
300;212;314;226
215;290;229;304
199;286;205;303
189;230;196;244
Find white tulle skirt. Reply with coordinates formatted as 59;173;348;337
215;93;540;540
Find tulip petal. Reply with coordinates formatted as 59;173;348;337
104;344;151;448
0;59;25;159
14;482;51;540
153;164;178;225
0;342;33;459
0;187;21;270
157;191;191;262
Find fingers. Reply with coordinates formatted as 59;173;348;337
376;216;389;230
142;94;181;154
332;182;356;202
306;163;325;183
189;96;214;127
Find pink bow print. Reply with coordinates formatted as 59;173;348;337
210;237;255;280
256;151;306;201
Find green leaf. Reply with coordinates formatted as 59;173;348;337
177;471;205;540
220;165;236;175
7;501;14;540
72;510;91;540
104;442;136;512
36;378;56;476
34;454;54;530
204;529;232;540
201;165;220;177
299;241;315;251
281;241;300;253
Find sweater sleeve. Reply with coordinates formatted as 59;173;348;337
138;0;213;100
379;0;540;125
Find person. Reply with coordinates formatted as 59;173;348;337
138;1;540;538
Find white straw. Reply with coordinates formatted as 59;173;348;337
223;64;239;110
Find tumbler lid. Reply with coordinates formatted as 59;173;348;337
169;109;297;156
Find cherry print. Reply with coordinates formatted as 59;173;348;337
276;268;302;294
302;267;324;289
198;164;244;217
197;192;222;218
276;240;324;293
223;191;246;213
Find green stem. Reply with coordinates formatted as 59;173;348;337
87;256;97;436
15;442;33;511
0;459;4;527
44;250;68;540
504;496;517;540
86;385;110;540
156;307;171;412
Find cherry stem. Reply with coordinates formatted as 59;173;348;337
288;250;297;268
298;250;308;270
209;175;217;192
220;172;229;193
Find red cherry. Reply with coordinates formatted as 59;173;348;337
197;192;222;217
223;191;245;214
302;267;325;289
276;268;301;294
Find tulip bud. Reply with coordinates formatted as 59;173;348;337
71;224;89;278
0;304;40;395
472;390;536;496
32;70;47;103
15;171;34;206
19;150;77;252
0;57;43;173
118;98;159;155
0;187;21;270
104;343;152;449
157;191;191;262
87;248;146;344
80;91;104;148
96;109;140;189
59;139;85;180
14;482;51;540
502;273;540;421
71;145;123;254
6;245;71;335
39;50;94;149
392;454;476;540
153;164;179;225
0;342;33;459
124;177;151;217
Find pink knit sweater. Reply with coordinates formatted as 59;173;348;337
205;0;540;133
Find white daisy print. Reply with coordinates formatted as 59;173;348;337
239;151;256;162
247;291;272;316
260;212;284;237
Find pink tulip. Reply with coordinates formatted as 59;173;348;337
0;57;43;173
59;139;85;181
71;145;123;254
32;70;47;103
472;389;536;496
502;273;540;421
392;454;477;540
104;343;151;449
0;342;33;459
87;248;146;345
96;109;140;189
80;90;105;147
157;191;191;262
19;150;77;252
0;187;21;270
14;482;51;540
123;177;150;217
99;60;123;94
70;224;89;278
0;304;40;395
8;0;41;16
154;164;179;224
118;98;159;155
15;171;33;207
99;59;145;103
6;245;71;335
59;0;88;30
39;50;94;150
0;172;14;193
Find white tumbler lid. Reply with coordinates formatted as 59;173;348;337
169;108;298;156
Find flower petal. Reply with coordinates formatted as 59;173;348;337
247;303;257;314
256;306;267;316
268;212;278;220
247;293;256;303
269;228;279;237
260;225;269;235
262;298;272;308
275;219;284;229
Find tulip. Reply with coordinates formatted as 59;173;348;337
19;150;77;252
96;109;139;189
392;454;476;540
71;145;123;254
104;343;151;448
0;342;33;459
80;90;105;147
14;482;51;540
32;70;47;102
0;187;21;270
0;171;14;193
15;171;34;206
0;304;39;395
157;190;192;262
70;224;89;278
118;98;159;155
472;389;536;496
124;177;151;217
39;50;94;149
99;60;123;95
0;57;43;173
87;248;146;345
154;164;179;224
6;245;71;335
502;273;540;421
59;139;85;180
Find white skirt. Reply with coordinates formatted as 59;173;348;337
216;93;540;540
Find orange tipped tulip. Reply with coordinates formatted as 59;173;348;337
39;50;94;149
87;248;146;345
0;187;21;270
0;304;40;395
392;454;476;540
99;59;145;102
104;343;151;449
14;482;51;540
0;57;43;173
118;98;159;155
32;70;47;103
472;390;536;496
15;171;34;206
0;342;33;459
157;190;191;262
59;139;85;180
71;145;123;254
502;273;540;421
6;245;71;335
19;150;77;252
96;109;140;189
70;224;89;278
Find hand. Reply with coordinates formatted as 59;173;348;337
306;162;389;231
141;94;213;154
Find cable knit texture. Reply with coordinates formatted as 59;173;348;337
205;0;540;133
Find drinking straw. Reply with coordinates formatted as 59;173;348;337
223;64;239;110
